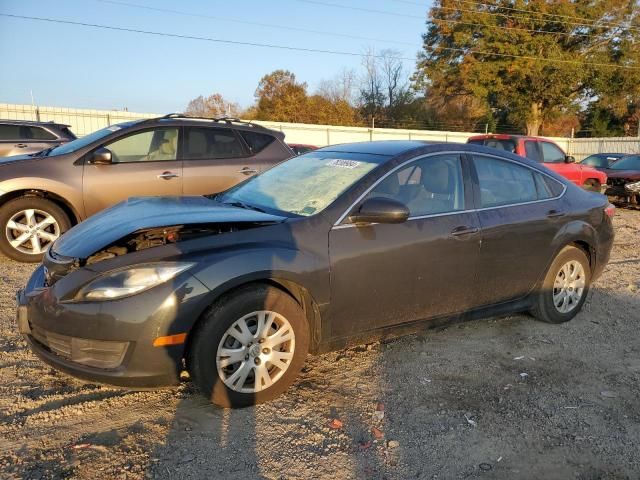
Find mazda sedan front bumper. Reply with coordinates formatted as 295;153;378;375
17;265;211;388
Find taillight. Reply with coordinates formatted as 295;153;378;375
604;204;616;218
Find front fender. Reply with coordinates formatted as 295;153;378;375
0;177;84;219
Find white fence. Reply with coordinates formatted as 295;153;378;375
2;103;639;160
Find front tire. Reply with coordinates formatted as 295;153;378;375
0;197;71;263
531;245;591;324
188;285;309;408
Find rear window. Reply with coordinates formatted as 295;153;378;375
610;155;640;170
240;131;275;154
25;126;57;140
469;138;517;154
0;125;20;140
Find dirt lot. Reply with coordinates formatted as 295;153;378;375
0;209;638;480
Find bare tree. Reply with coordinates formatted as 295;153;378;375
380;49;411;108
359;48;385;122
317;68;357;104
185;93;241;118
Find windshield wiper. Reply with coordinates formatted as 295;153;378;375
30;146;56;157
222;200;267;213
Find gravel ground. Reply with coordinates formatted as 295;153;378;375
0;209;638;480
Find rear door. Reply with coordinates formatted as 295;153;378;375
470;153;565;306
181;126;261;196
0;124;52;157
82;127;182;217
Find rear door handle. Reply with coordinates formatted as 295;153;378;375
157;171;180;180
15;143;28;148
546;209;565;218
238;167;258;175
451;226;479;237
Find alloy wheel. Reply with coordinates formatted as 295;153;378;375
552;260;586;313
216;310;295;393
5;209;60;255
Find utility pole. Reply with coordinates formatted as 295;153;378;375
485;123;488;134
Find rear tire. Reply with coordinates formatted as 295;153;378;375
188;285;309;408
530;245;591;324
0;197;71;263
583;179;601;192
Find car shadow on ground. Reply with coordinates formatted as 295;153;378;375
141;281;640;480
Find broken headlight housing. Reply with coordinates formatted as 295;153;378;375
75;262;194;301
625;181;640;193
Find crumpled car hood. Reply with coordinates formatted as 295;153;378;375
52;196;286;258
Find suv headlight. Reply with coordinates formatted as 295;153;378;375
75;262;194;301
625;181;640;193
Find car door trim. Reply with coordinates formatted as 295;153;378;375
332;151;567;229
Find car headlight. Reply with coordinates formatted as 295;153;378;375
75;262;194;301
625;181;640;193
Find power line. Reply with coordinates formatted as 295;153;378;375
0;13;416;61
429;16;594;38
2;13;638;70
435;4;640;34
294;0;422;19
393;0;638;32
96;0;417;47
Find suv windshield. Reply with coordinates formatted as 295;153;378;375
610;155;640;170
47;121;140;156
220;151;385;216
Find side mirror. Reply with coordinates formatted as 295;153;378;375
565;155;576;164
348;197;410;225
90;147;112;165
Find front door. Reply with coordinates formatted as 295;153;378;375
328;153;481;339
539;141;580;185
181;126;260;196
82;127;182;217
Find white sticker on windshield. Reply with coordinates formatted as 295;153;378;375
107;126;121;132
327;159;361;169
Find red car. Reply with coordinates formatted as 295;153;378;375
467;134;607;192
288;143;318;156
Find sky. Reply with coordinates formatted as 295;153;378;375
0;0;430;113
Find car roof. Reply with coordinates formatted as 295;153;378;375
0;119;71;127
586;152;625;157
318;140;433;156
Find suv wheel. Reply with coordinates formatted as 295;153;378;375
530;245;591;323
583;179;601;192
188;285;309;408
0;197;71;262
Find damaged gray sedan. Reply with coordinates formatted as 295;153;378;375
17;142;614;408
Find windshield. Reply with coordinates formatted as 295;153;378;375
47;122;139;156
610;155;640;170
220;151;386;216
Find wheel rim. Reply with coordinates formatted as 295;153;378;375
5;208;60;255
552;260;586;313
216;310;295;394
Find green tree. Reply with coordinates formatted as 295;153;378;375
254;70;308;123
414;0;640;136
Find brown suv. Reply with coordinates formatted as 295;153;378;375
0;120;76;157
0;114;293;262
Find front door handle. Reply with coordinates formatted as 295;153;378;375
157;171;180;180
15;143;28;148
546;209;565;218
238;167;258;175
451;226;479;237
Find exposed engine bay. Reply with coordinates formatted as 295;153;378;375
84;223;260;265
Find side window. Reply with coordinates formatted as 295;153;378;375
524;141;541;162
366;154;465;217
240;131;274;154
534;172;554;199
473;155;538;207
540;142;566;163
0;125;21;140
104;128;178;163
25;126;57;140
184;127;244;159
